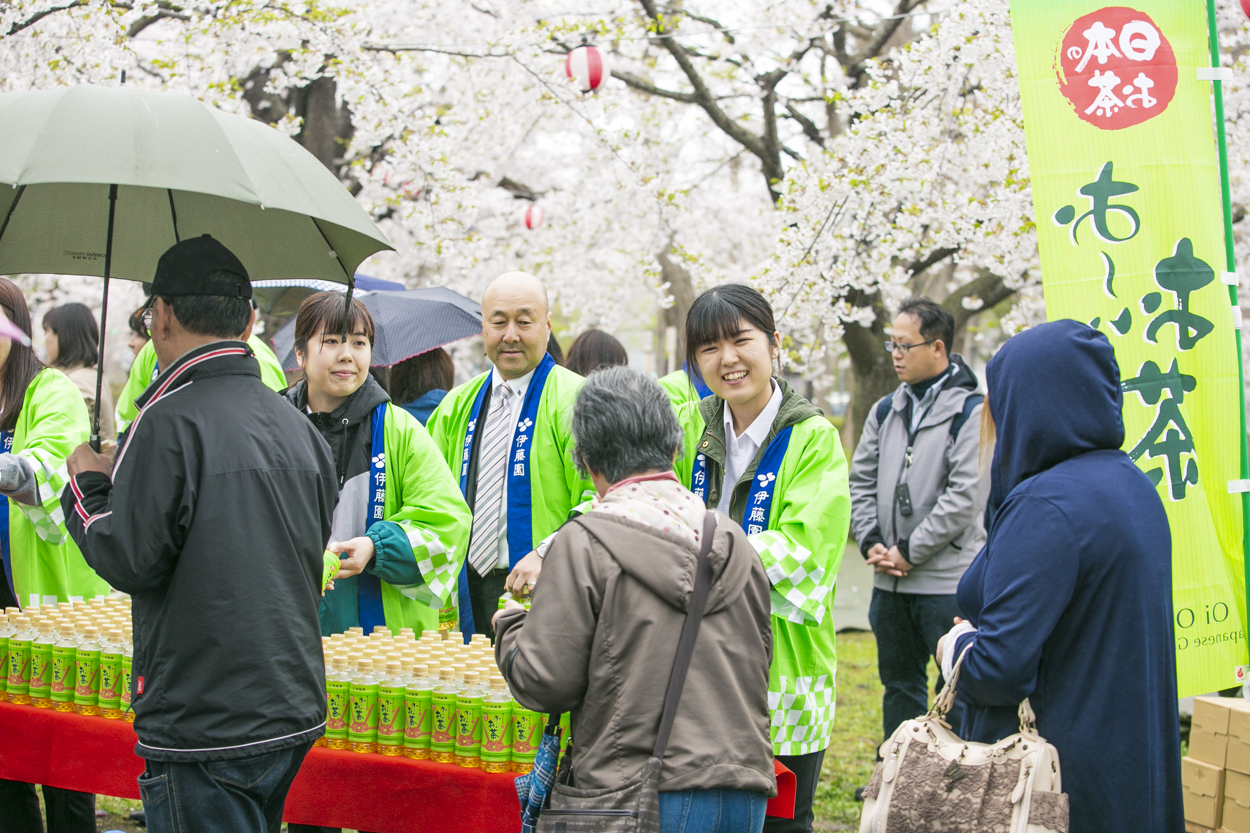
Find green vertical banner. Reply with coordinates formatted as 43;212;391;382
1010;1;1247;696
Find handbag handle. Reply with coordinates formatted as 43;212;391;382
652;511;718;760
930;643;1040;736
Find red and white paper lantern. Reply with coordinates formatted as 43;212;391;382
1242;0;1250;20
565;44;609;92
524;204;544;229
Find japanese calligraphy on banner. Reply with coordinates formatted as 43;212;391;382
1010;1;1246;696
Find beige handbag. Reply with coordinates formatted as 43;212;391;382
859;647;1069;833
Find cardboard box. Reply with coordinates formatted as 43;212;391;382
1230;737;1250;776
1182;757;1224;828
1195;697;1234;735
1190;728;1229;767
1230;701;1250;742
1224;770;1250;833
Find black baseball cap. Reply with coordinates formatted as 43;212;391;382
150;235;251;300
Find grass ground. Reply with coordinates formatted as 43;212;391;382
813;630;940;831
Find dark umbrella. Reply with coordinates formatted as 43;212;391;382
271;286;481;369
251;274;406;316
516;716;564;833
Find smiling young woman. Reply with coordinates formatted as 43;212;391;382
280;292;471;652
673;284;851;833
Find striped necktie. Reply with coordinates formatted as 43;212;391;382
467;383;513;576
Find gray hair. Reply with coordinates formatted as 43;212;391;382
571;366;684;484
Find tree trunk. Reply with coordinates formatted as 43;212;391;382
843;312;896;450
657;247;696;374
297;77;348;171
839;270;1018;446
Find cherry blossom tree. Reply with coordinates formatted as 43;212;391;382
4;0;1248;440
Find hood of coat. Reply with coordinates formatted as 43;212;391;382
577;513;753;616
987;319;1124;507
889;353;980;419
284;373;390;428
943;354;979;394
285;374;390;486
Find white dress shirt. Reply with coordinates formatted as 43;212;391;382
488;365;535;569
718;380;784;516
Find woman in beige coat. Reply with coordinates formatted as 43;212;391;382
42;303;115;442
494;366;776;833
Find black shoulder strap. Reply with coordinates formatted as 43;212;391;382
653;511;717;760
951;393;983;440
875;394;893;428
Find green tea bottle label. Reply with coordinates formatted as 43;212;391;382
7;638;30;696
404;687;433;749
438;606;457;633
431;689;457;754
559;711;571;754
99;651;123;711
481;700;514;766
0;635;8;694
120;654;132;714
29;643;53;701
348;681;379;744
74;648;101;705
376;683;404;748
511;708;546;763
326;679;349;740
455;693;483;761
50;644;75;703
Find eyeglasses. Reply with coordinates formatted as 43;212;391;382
884;338;937;355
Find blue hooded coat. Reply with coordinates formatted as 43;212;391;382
951;320;1183;833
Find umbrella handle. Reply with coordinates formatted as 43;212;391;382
92;185;119;454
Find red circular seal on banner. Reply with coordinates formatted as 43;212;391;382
1056;6;1177;130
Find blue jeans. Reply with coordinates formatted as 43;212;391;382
659;789;768;833
869;588;964;743
137;741;313;833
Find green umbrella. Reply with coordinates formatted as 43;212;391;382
0;84;393;446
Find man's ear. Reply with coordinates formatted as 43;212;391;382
154;298;172;340
240;305;258;341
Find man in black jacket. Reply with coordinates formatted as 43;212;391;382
61;236;337;833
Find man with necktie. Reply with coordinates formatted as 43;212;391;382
426;272;594;637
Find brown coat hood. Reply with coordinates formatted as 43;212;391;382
495;510;775;795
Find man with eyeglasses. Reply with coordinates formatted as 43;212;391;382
114;301;287;437
848;297;990;797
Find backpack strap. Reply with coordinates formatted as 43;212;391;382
875;394;894;429
950;394;983;440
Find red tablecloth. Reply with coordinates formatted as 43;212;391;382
0;702;794;828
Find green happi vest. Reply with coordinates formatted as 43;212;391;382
426;363;595;558
675;378;851;756
117;336;286;432
9;369;110;606
318;403;473;635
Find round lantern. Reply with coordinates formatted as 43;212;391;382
1242;0;1250;20
566;43;609;92
524;204;544;229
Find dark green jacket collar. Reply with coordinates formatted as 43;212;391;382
694;377;821;518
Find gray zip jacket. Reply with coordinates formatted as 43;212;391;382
848;355;990;594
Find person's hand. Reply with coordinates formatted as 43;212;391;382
67;442;115;477
491;598;524;630
865;543;888;562
868;545;911;577
505;550;542;595
936;617;968;667
330;536;377;579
